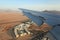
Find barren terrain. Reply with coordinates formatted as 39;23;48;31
0;10;51;40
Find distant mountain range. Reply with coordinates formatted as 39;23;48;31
43;10;60;13
0;9;20;12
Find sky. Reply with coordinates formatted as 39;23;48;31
0;0;60;11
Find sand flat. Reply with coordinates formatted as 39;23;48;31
0;11;51;40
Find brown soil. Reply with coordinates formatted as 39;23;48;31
0;11;51;40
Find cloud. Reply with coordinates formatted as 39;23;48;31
19;5;60;11
0;4;60;11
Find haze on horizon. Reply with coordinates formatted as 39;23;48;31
0;0;60;11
